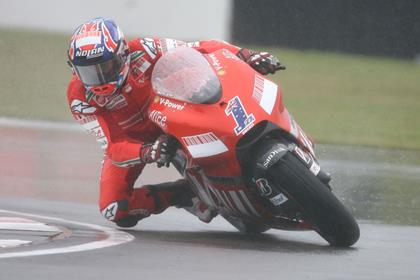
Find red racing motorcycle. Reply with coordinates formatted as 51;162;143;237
148;47;360;247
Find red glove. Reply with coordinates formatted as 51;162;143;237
140;135;176;167
237;48;286;75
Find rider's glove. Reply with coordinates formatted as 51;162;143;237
140;135;176;167
237;48;286;75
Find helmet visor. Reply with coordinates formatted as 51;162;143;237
74;55;124;86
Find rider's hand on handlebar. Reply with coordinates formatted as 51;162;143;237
237;48;286;75
140;135;176;167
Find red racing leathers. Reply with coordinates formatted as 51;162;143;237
67;37;241;226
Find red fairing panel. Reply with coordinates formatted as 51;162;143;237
67;38;245;167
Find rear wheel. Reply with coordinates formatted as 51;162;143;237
267;152;360;247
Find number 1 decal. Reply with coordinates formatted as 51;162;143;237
225;96;255;135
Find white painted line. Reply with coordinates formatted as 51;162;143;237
0;239;32;248
0;217;35;223
0;222;61;233
0;217;61;232
0;209;134;259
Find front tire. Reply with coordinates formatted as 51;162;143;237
267;152;360;247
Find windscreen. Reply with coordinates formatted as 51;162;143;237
151;47;222;104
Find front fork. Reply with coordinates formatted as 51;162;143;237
252;139;331;189
248;139;332;217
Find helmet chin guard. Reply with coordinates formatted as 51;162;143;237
89;83;117;96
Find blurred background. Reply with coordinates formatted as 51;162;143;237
0;0;419;150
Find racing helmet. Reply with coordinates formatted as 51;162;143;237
68;17;130;96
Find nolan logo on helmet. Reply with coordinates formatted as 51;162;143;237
75;46;105;58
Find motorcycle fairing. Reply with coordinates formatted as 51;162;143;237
185;165;264;218
149;47;317;222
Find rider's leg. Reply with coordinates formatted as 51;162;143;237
98;157;215;228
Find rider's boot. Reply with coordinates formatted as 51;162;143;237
115;179;216;228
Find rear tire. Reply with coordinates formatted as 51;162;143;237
267;152;360;247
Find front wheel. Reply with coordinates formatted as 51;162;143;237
267;152;360;247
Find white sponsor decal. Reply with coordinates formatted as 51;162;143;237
149;110;167;129
310;161;321;176
222;49;239;60
159;98;185;110
71;99;96;114
186;41;200;48
141;38;157;59
75;115;108;150
182;132;228;158
75;46;105;58
101;202;118;221
252;75;278;115
255;178;273;196
92;94;112;107
162;39;178;52
105;94;128;111
263;147;286;168
270;193;289;206
160;38;186;52
208;53;223;71
131;57;151;83
138;59;151;73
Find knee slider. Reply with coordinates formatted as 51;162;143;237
115;216;139;228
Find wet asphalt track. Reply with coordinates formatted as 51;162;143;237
1;120;420;280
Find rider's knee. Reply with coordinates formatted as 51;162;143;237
100;200;127;221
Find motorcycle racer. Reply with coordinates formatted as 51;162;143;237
66;17;285;228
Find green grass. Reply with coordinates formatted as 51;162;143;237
0;27;73;122
265;47;420;150
1;27;419;149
